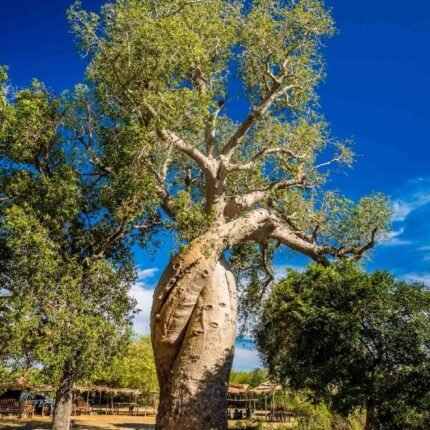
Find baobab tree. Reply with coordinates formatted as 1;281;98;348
68;0;391;428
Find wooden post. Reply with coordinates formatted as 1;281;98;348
272;390;275;421
265;395;267;421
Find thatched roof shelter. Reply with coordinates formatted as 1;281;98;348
251;381;282;394
228;384;249;395
73;385;142;395
32;384;55;393
0;376;34;391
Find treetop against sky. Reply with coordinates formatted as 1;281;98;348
1;0;430;370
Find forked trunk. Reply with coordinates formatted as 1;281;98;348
52;368;74;430
151;240;237;430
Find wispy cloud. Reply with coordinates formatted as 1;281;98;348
137;267;159;280
273;263;306;280
380;228;413;247
379;177;430;248
401;272;430;285
392;177;430;222
129;283;154;334
232;345;263;371
129;267;160;334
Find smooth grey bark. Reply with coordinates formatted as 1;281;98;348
52;368;74;430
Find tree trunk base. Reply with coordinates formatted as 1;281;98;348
152;253;237;430
52;371;73;430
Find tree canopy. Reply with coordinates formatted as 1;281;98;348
0;70;141;387
66;0;390;263
91;335;158;392
256;263;430;429
229;368;268;388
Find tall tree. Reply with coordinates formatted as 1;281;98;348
0;71;156;430
67;1;391;428
256;264;430;430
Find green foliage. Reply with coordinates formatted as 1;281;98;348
68;0;238;131
173;190;210;242
229;368;268;388
90;335;158;392
0;79;142;387
282;390;365;430
239;0;334;108
256;263;430;429
66;0;390;255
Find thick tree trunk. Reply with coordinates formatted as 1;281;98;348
150;211;277;429
52;368;74;430
151;239;237;430
364;401;376;430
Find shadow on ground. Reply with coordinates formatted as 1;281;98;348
109;426;155;430
0;419;156;430
0;419;51;430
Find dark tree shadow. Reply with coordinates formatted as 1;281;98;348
112;425;155;429
0;418;51;429
0;418;156;430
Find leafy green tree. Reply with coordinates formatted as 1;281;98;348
256;264;430;430
0;71;157;430
230;368;267;388
66;1;391;428
91;335;158;392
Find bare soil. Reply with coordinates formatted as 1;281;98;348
0;415;292;430
0;415;155;430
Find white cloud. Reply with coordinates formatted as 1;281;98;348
129;267;159;334
137;267;159;280
129;282;154;334
380;228;413;247
232;346;263;371
392;177;430;222
401;272;430;285
273;264;305;280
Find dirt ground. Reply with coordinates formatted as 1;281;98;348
0;415;292;430
0;415;155;430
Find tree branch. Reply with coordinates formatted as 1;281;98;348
221;83;285;158
205;102;223;157
227;147;306;172
0;195;13;203
84;219;127;264
109;57;215;178
220;30;312;160
158;130;215;178
268;222;330;266
259;243;275;299
224;175;307;218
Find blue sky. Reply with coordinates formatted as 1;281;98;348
1;0;430;369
